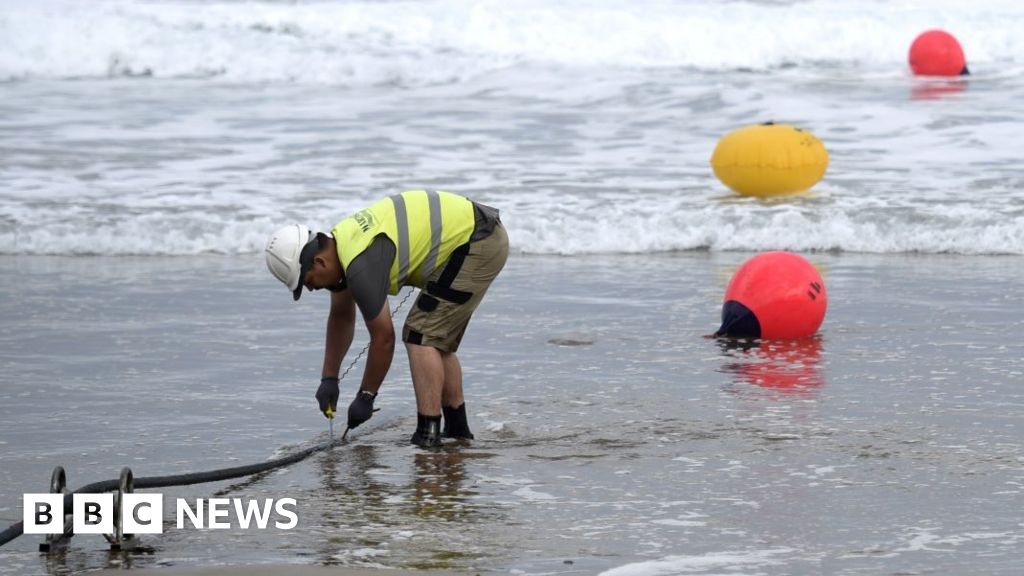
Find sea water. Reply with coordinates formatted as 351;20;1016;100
1;0;1022;256
1;1;1023;575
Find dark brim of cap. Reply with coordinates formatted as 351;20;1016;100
293;238;320;301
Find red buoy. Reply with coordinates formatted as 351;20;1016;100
909;30;968;77
715;251;827;340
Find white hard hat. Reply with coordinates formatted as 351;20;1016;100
266;224;313;301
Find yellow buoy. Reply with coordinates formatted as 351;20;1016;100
710;122;829;197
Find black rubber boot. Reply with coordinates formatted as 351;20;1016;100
442;403;475;439
411;413;442;448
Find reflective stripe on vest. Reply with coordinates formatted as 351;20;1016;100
422;190;443;282
332;190;475;295
391;192;410;285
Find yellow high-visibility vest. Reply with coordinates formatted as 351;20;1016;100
332;190;475;294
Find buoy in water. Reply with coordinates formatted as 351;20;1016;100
710;122;829;197
909;30;968;77
715;251;826;339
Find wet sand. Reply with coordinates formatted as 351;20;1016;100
1;253;1022;575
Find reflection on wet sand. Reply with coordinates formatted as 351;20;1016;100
309;441;500;569
410;448;475;522
910;79;968;101
717;337;825;394
40;542;158;576
312;443;398;566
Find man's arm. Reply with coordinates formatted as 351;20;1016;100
343;234;396;395
338;236;395;430
322;289;356;379
359;302;394;395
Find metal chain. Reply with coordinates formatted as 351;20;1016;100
337;286;417;382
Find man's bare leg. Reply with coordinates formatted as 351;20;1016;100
440;351;473;439
406;342;444;447
440;351;463;408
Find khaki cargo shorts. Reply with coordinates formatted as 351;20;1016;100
403;224;509;353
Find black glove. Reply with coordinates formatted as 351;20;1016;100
315;377;339;418
347;390;377;429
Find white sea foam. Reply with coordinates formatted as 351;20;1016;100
1;0;1022;83
3;189;1018;256
1;1;1021;257
650;518;706;527
598;548;792;576
513;486;558;501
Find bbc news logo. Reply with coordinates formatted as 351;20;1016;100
23;494;298;534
